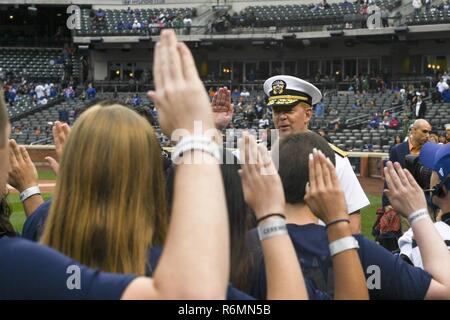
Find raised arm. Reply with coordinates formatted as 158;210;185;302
238;133;307;300
144;29;229;299
8;139;43;217
305;149;369;300
384;161;450;299
45;121;71;175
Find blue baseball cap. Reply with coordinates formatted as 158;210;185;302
419;142;450;189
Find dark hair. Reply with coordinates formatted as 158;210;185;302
166;150;256;291
0;193;16;237
0;90;8;148
277;132;335;204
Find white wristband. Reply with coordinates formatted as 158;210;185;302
258;218;288;241
408;209;430;226
19;186;41;202
172;135;221;164
329;236;359;257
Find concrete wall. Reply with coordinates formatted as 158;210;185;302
26;146;56;166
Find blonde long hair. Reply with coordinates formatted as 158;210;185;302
41;104;168;275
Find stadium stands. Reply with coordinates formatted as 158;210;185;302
0;48;78;82
406;9;450;25
75;7;195;36
240;0;401;28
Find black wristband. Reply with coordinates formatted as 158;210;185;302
326;218;350;229
257;213;286;225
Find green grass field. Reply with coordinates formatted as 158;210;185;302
10;168;381;237
37;169;57;180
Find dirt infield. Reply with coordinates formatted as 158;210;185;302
358;176;384;197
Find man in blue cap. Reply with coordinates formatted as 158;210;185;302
398;142;450;268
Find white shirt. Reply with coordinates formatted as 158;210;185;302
413;0;422;9
334;154;370;214
233;148;370;215
183;18;192;26
240;91;250;97
415;101;422;117
399;221;450;269
44;84;51;96
35;85;45;99
437;81;449;93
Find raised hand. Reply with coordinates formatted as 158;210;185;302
147;30;214;136
238;132;284;219
211;87;234;130
8;139;38;193
304;149;347;224
45;121;71;175
383;161;427;217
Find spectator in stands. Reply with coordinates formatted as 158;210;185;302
132;19;142;30
425;0;432;12
389;114;400;129
208;87;216;99
442;87;450;103
35;83;45;100
380;7;389;27
392;134;403;148
341;0;353;9
172;15;184;35
322;0;331;10
58;107;69;124
436;77;449;98
413;0;422;16
382;115;390;129
240;87;250;99
318;128;331;142
413;93;427;119
314;99;326;118
49;84;57;98
86;83;96;100
439;133;448;144
231;88;241;101
369;113;381;129
429;134;439;143
132;93;141;107
64;86;75;101
183;15;192;35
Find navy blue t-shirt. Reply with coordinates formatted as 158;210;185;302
247;223;432;300
147;245;329;300
22;199;51;241
0;236;135;299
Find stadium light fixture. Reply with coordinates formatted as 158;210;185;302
9;15;13;20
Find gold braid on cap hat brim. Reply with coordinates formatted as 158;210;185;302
268;95;311;107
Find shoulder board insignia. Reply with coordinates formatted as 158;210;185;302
329;143;348;158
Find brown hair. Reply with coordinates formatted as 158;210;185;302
276;132;335;204
0;91;8;148
41;104;168;275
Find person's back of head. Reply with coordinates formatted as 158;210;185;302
41;103;168;276
275;132;335;204
0;91;14;237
